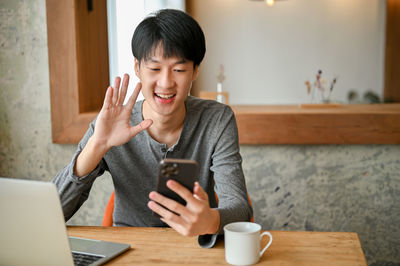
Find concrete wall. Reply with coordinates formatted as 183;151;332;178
0;1;399;265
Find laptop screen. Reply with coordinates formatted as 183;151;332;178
0;178;130;266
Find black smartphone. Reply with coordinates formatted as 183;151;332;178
153;158;199;216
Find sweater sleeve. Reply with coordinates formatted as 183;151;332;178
198;106;253;248
52;121;108;221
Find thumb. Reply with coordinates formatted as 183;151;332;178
129;119;153;137
193;182;208;201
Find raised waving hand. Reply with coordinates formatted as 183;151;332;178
74;74;152;177
92;74;153;149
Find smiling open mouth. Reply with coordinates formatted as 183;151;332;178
155;93;176;99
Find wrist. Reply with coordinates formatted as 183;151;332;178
87;136;110;155
207;209;221;235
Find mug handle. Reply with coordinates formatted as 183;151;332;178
259;231;273;257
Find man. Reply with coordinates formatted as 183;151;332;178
53;9;252;248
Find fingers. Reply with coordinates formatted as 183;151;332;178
166;180;197;205
148;182;215;237
193;182;209;201
106;76;142;111
112;76;121;105
126;82;142;110
117;74;129;106
129;119;153;138
160;217;191;237
109;74;134;107
147;196;192;235
148;191;191;218
102;86;113;110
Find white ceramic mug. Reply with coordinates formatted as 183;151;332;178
224;222;273;265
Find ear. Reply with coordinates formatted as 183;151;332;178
134;58;141;79
192;65;199;81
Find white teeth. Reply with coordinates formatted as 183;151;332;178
156;93;175;99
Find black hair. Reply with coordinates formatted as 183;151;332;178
131;9;206;67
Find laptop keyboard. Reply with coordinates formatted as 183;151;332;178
72;252;103;266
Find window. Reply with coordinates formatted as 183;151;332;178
107;0;185;103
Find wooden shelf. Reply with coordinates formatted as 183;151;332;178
232;104;400;144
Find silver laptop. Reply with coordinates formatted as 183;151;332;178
0;177;130;266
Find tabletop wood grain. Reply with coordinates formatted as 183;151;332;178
67;226;367;265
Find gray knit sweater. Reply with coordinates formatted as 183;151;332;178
53;96;252;248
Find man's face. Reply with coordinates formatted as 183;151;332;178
135;44;199;117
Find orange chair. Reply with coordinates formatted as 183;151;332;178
102;191;115;226
102;191;254;226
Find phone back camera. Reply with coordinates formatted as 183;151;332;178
161;163;179;178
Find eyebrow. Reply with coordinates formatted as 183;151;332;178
147;58;188;65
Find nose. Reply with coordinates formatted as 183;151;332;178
157;69;174;89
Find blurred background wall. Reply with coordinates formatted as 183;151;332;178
188;0;386;105
0;1;399;265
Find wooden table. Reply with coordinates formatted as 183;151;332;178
67;226;367;265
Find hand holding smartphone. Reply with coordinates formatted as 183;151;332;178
154;158;199;216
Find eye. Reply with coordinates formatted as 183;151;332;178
174;69;186;73
148;67;160;71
